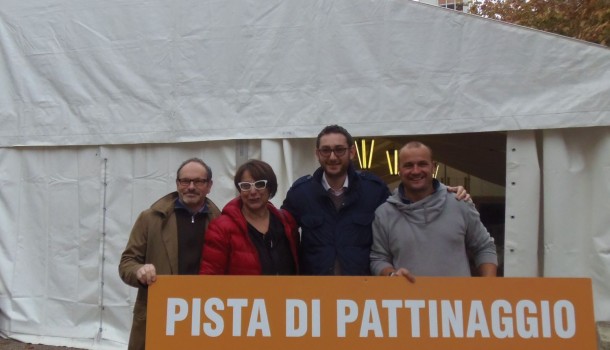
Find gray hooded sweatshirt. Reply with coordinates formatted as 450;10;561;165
370;180;497;276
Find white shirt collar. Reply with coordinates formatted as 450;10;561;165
321;173;349;192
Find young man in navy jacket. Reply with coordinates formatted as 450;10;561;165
282;125;469;275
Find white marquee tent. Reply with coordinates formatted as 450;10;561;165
1;0;609;348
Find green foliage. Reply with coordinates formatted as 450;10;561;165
469;0;610;46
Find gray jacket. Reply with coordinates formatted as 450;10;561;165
370;181;497;276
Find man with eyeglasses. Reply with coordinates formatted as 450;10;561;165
282;125;469;276
119;158;220;350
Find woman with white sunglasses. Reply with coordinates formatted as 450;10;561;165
199;159;298;275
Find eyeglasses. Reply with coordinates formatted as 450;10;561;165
237;180;268;191
318;146;349;157
177;178;209;187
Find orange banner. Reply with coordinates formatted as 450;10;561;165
146;276;596;350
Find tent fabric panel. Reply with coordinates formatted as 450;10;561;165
541;127;610;321
0;147;103;341
260;138;318;208
503;131;541;277
1;0;609;147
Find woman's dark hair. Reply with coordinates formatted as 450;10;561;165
234;159;278;198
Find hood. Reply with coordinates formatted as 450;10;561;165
386;181;448;224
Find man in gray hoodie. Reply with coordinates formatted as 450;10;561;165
370;141;497;280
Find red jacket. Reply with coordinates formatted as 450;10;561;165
199;197;299;275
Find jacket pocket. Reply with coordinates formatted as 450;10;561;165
349;212;375;246
352;212;374;226
301;215;324;228
300;215;327;245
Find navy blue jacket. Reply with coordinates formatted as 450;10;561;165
282;164;390;275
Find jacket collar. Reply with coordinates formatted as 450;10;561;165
312;164;361;207
313;163;358;188
174;197;209;215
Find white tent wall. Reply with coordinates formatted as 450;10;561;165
504;130;542;277
0;147;106;347
540;127;610;321
260;138;318;206
504;127;610;321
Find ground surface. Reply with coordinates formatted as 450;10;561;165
0;338;83;350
